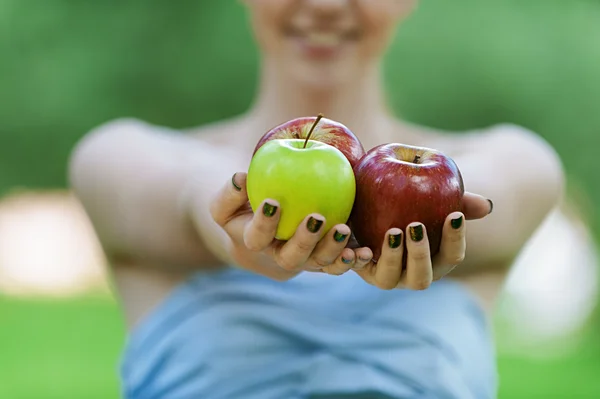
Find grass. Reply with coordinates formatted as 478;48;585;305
2;295;600;398
0;295;124;399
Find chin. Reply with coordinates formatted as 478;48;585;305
286;61;355;92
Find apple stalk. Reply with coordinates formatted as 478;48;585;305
303;113;324;149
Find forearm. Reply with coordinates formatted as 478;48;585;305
69;119;234;268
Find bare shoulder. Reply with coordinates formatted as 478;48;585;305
78;115;248;152
406;121;558;158
456;123;561;155
463;123;563;193
184;114;250;145
404;121;564;184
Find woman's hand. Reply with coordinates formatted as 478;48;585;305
210;173;369;280
353;193;493;290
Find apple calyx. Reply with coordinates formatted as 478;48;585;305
303;113;324;149
413;155;421;164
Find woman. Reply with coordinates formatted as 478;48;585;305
70;1;564;398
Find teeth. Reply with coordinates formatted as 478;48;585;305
307;32;341;46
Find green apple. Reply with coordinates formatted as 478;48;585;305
246;138;356;241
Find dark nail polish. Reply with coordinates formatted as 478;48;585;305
388;232;402;248
231;173;242;191
262;202;277;217
333;230;348;242
306;217;324;233
488;199;494;214
342;257;352;264
409;225;424;242
451;216;463;230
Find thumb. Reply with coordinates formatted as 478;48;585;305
210;172;250;227
461;192;494;220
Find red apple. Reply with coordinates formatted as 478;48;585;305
253;115;365;167
350;143;464;262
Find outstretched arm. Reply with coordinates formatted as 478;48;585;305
450;124;565;275
69;118;239;269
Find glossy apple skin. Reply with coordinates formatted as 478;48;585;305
247;139;356;241
350;143;464;262
253;116;366;168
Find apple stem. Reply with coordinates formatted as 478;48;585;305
303;113;324;149
413;155;421;164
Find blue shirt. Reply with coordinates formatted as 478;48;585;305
121;267;498;399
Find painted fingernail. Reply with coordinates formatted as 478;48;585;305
488;199;494;214
388;232;402;249
306;217;324;233
231;173;242;191
409;224;424;242
451;215;463;230
342;256;352;264
333;230;348;242
262;202;277;217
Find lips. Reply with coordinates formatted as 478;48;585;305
284;27;361;58
285;25;361;45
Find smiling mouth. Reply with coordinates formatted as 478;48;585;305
284;26;361;49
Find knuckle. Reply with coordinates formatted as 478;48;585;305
410;279;431;291
254;217;275;234
446;231;464;244
277;257;299;272
295;239;316;253
243;231;268;252
312;256;332;268
375;277;397;291
244;239;265;252
410;250;430;262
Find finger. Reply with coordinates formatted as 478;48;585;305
273;214;326;272
373;228;404;290
309;224;351;268
322;248;355;276
352;247;373;270
433;212;466;280
243;199;281;251
405;222;433;290
210;173;249;227
462;192;493;220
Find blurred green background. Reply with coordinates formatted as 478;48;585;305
1;1;599;398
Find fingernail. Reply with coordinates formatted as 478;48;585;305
262;202;277;217
231;173;242;191
451;215;463;230
342;256;352;264
359;256;372;263
388;232;402;249
409;224;424;242
333;230;348;242
306;217;324;233
488;199;494;214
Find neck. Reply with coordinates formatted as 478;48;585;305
246;59;396;149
